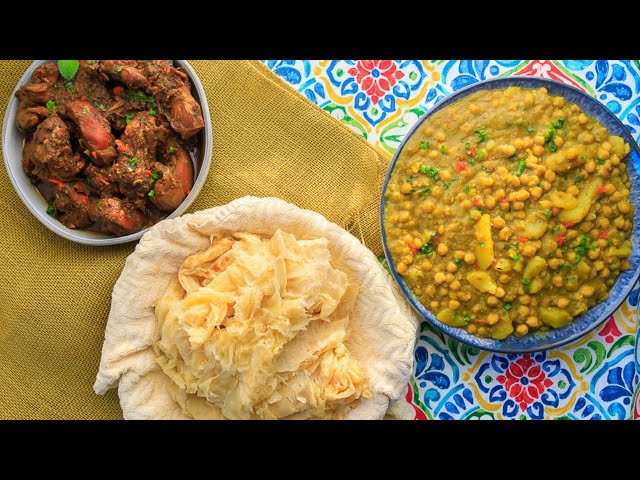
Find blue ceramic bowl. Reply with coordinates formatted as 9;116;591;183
380;76;640;353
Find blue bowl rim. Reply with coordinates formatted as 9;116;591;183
380;75;640;353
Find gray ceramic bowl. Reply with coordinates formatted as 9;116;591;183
381;76;640;353
2;60;212;246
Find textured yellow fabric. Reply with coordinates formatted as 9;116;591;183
0;60;390;419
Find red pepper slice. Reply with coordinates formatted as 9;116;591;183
472;264;479;270
77;194;88;205
517;237;528;243
499;197;509;204
596;186;607;194
472;196;481;207
408;242;418;255
455;160;469;172
557;236;566;246
599;229;608;239
467;146;476;157
113;86;125;96
564;222;575;228
49;178;64;191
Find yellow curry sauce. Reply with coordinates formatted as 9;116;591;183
384;86;634;340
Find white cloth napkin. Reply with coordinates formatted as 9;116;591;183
94;196;420;419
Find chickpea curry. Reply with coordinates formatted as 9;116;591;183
383;86;634;340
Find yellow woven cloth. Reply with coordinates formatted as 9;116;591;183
0;60;390;419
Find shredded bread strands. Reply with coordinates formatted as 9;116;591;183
153;229;370;419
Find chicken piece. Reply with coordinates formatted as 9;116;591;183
111;112;158;206
167;85;205;140
66;100;116;166
84;163;119;198
88;197;147;236
53;181;92;229
15;83;51;131
26;115;84;181
141;61;204;140
16;105;49;132
99;60;149;90
150;144;193;212
31;63;59;85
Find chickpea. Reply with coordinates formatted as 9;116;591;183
440;169;453;182
477;326;489;337
400;183;412;194
428;149;439;159
435;131;447;142
567;185;580;196
540;180;552;191
487;313;500;325
460;199;472;209
458;291;472;302
515;324;529;336
437;243;449;256
618;202;631;214
554;136;564;148
422;260;434;271
450;280;461;291
563;147;578;160
453;250;465;260
498;227;513;241
578;113;588;125
467;324;478;334
438;225;445;235
501;144;516;156
449;300;461;310
552;275;564;287
439;287;449;296
529;186;543;198
585;161;596;173
532;145;545;156
492;217;506;229
446;262;458;273
525;316;540;328
597;148;610;160
519;295;531;305
464;252;476;265
396;262;408;275
486;295;499;307
434;272;446;284
518;305;530;317
430;301;440;310
556;297;570;309
521;244;537;257
580;285;594;297
533;135;545;146
614;217;625;229
445;272;455;283
600;267;611;278
582;132;594;144
485;195;496;209
513;201;525;211
499;274;511;284
425;285;436;297
495;287;506;298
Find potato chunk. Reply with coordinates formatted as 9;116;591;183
539;307;573;328
466;270;497;294
523;256;547;280
547;191;578;210
475;214;494;270
557;177;603;224
437;309;467;327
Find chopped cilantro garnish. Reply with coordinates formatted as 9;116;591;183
86;60;95;65
522;277;531;293
597;158;606;165
419;240;435;257
575;175;585;183
478;241;485;247
46;100;57;115
419;185;432;196
453;258;461;265
467;158;476;166
544;209;551;217
481;165;493;174
97;200;103;210
152;171;162;181
125;112;135;124
526;125;535;134
516;160;527;176
511;254;521;261
419;140;430;150
552;225;561;232
127;157;139;172
46;203;55;216
440;144;447;154
475;126;489;143
503;302;512;312
419;165;440;180
148;189;155;198
92;100;105;111
464;185;471;193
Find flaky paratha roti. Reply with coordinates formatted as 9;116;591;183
94;197;419;419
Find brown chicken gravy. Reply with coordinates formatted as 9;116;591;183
16;60;206;236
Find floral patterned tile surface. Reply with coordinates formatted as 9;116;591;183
265;60;640;419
